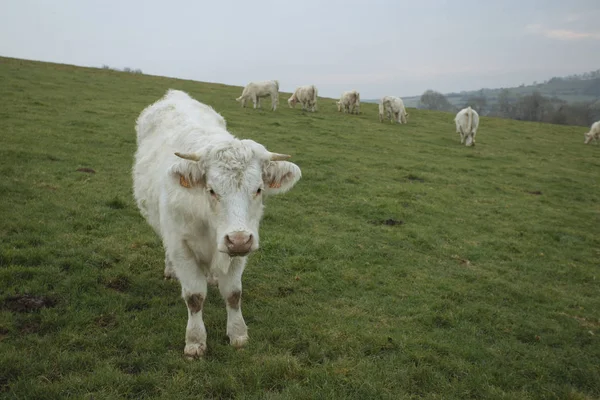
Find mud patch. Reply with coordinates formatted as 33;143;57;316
0;326;9;340
526;190;542;195
103;275;131;292
371;218;404;226
106;197;127;209
406;174;424;182
3;295;56;313
95;313;118;328
277;287;294;297
18;320;42;334
76;168;96;174
126;300;150;312
451;254;471;267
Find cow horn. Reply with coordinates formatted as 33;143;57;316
269;153;291;161
175;152;201;162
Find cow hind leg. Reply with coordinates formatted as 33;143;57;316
459;128;465;144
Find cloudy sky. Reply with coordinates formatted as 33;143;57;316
1;0;599;99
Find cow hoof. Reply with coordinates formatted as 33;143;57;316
230;334;249;348
184;343;206;359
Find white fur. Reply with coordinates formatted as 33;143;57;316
288;85;318;112
133;89;301;356
235;80;279;111
337;90;360;114
584;121;600;144
455;106;480;146
378;96;408;124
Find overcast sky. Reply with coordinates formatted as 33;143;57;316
1;0;599;99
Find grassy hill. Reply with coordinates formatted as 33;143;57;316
1;56;599;399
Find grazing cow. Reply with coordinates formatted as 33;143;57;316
336;90;361;114
584;121;600;144
133;89;302;358
236;80;279;111
379;96;409;124
288;85;318;112
454;106;480;146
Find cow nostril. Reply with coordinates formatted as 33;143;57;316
225;232;253;250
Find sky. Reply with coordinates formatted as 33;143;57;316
1;0;599;99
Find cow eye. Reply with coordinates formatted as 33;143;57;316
209;189;216;196
256;188;262;195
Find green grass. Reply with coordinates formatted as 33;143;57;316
0;56;599;399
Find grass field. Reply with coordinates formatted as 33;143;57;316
1;56;599;399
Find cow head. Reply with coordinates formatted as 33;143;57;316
584;131;594;144
170;140;301;257
401;111;409;124
287;96;297;108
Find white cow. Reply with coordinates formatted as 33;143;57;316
133;89;302;358
236;80;279;111
288;85;318;112
379;96;409;124
454;106;480;146
584;120;600;144
336;90;360;114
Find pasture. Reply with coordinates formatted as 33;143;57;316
0;56;599;399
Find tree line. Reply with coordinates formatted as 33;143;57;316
419;89;599;127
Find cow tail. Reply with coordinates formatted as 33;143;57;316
466;106;473;133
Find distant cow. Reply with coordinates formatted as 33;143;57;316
236;80;279;111
133;90;302;358
288;85;318;112
454;106;480;146
584;121;600;144
336;90;360;114
379;96;409;124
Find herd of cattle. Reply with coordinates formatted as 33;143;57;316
234;79;600;146
133;80;599;358
233;79;482;147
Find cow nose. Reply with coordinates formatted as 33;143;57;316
224;232;253;255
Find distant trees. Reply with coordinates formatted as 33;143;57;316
100;65;143;74
418;85;597;127
493;90;597;126
419;90;454;112
464;95;487;115
496;89;512;117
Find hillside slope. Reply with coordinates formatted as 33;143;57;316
0;57;599;399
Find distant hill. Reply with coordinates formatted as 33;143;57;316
365;70;600;109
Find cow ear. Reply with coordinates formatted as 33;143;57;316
263;161;301;195
168;154;206;189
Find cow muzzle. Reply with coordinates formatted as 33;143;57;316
223;231;254;257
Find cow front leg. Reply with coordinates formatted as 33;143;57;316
170;244;209;358
216;258;248;348
181;274;208;358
